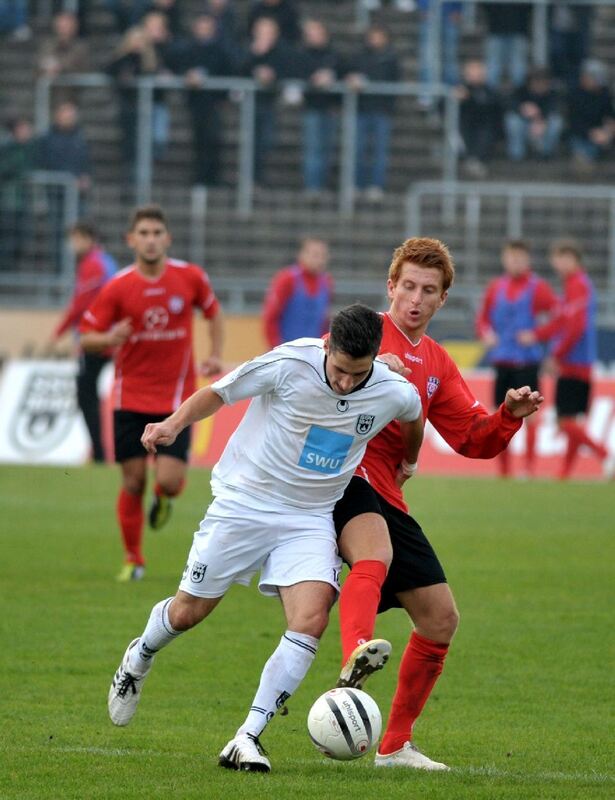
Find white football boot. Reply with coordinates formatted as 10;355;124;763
108;638;150;726
218;733;271;773
336;638;392;689
374;741;450;771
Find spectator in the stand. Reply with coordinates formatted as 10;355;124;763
247;0;301;44
242;16;297;186
0;116;35;268
38;10;89;102
262;237;333;348
504;68;563;162
298;18;342;194
104;0;180;34
174;14;234;187
567;59;615;175
0;0;31;40
456;59;502;178
482;2;531;90
416;0;462;109
141;11;175;159
205;0;239;49
36;102;92;272
107;13;174;170
37;101;92;196
49;222;118;463
346;23;400;201
549;4;593;92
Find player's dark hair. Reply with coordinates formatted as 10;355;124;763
329;304;383;359
503;239;530;253
550;238;583;262
129;204;168;230
69;221;98;240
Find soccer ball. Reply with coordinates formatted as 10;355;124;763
307;688;382;761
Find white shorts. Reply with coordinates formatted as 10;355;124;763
178;493;342;599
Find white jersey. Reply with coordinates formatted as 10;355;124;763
210;338;421;512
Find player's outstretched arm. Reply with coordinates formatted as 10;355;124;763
200;309;225;376
141;387;225;454
80;317;133;352
395;414;424;487
504;385;544;419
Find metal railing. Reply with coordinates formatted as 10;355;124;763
35;73;459;216
0;171;79;302
405;179;615;321
427;0;608;87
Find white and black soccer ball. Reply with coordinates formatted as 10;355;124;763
307;688;382;761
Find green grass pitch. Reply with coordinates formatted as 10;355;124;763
1;465;613;800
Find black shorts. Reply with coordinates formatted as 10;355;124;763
555;377;590;417
494;364;540;406
113;410;191;463
333;476;447;613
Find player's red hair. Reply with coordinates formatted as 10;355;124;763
388;237;455;291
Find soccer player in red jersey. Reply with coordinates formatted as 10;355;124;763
50;221;118;463
333;237;544;770
80;205;224;581
476;240;557;477
518;239;613;480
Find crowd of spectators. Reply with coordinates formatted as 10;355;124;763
0;0;614;200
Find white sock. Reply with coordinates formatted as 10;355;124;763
238;630;319;738
128;597;181;677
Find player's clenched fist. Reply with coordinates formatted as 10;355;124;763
141;420;180;454
504;385;544;419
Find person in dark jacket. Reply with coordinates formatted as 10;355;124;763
36;101;92;272
456;59;502;177
247;0;301;43
242;15;298;185
567;59;614;172
504;67;563;161
346;23;400;199
173;14;234;186
205;0;240;49
297;18;342;192
0;116;35;268
482;2;531;89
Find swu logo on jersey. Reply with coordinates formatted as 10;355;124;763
355;414;375;435
298;425;353;474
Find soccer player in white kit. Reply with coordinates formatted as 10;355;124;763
107;304;423;772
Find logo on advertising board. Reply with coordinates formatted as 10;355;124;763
9;371;76;455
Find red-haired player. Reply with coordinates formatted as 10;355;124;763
333;238;543;770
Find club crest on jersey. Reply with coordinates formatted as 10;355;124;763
190;561;207;583
355;414;375;435
336;400;350;413
426;376;440;398
168;295;184;314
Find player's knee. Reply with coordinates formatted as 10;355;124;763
291;607;330;639
437;606;460;641
158;478;184;497
123;478;145;496
168;601;205;631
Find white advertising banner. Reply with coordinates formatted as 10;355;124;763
0;360;91;465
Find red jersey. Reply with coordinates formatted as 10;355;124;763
54;247;117;337
359;313;522;512
80;259;219;414
533;268;595;382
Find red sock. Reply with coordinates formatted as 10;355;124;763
559;420;608;478
117;489;145;566
339;560;388;664
154;479;185;499
379;631;449;755
525;421;536;474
